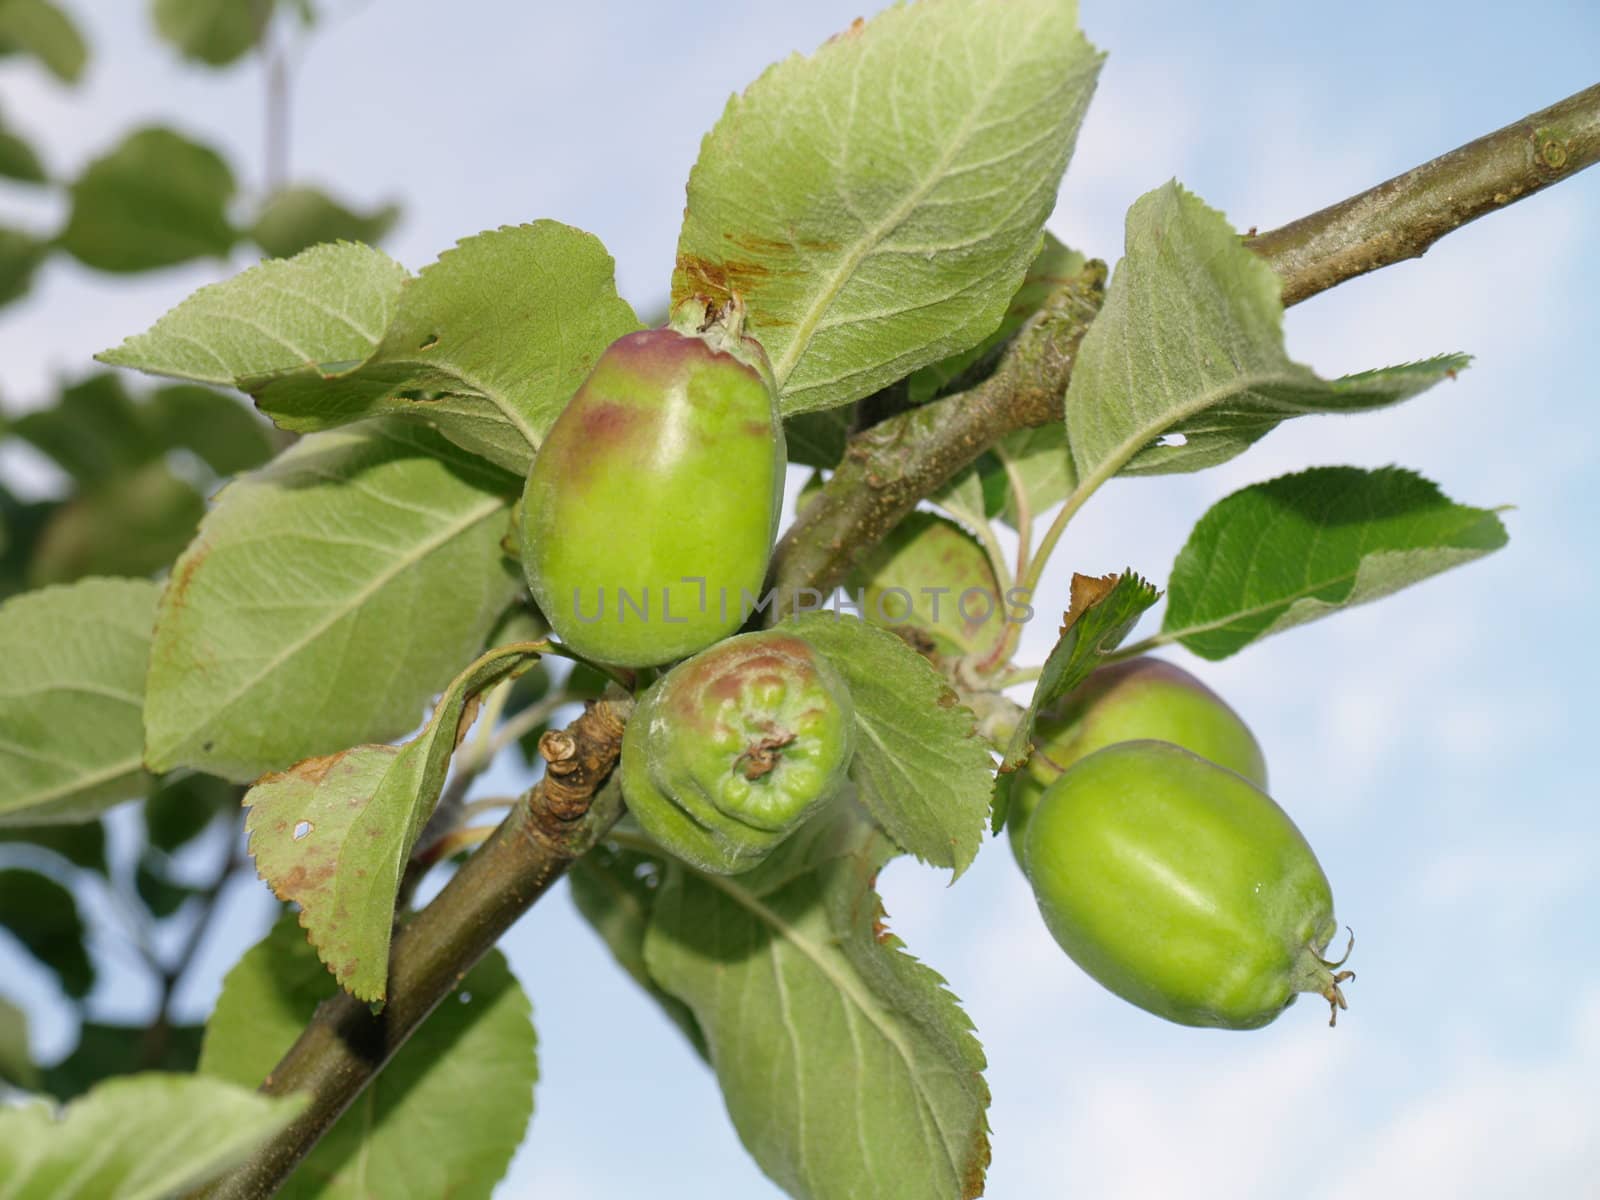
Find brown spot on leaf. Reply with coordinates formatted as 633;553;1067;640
827;15;867;43
1061;572;1118;635
888;626;940;662
269;859;335;901
455;691;484;746
163;539;211;615
674;254;793;310
960;1122;993;1200
722;229;839;259
723;231;795;257
257;749;351;789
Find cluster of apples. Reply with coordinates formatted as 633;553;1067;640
1009;659;1353;1030
517;305;1351;1029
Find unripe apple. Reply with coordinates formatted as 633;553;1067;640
620;629;856;873
1026;740;1351;1029
1007;657;1265;869
844;512;1003;658
520;298;783;667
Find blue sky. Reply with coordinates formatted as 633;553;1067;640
2;2;1598;1196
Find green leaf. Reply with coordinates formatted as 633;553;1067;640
0;0;87;84
0;995;36;1089
1163;466;1509;661
97;242;408;385
645;828;989;1200
134;851;193;918
907;232;1086;404
0;227;47;309
992;570;1159;832
144;421;519;781
788;613;992;875
844;512;1003;657
671;0;1101;416
0;820;106;872
249;222;641;473
2;378;242;583
0;578;157;824
59;127;238;273
0;868;93;997
10;374;160;485
0;1073;305;1199
101;224;639;474
202;914;536;1199
144;772;234;853
988;423;1075;528
251;185;399;258
40;1022;204;1100
243;641;541;1000
0;114;46;183
148;385;277;477
0;488;56;602
569;838;708;1059
1067;182;1467;487
930;461;1000;533
783;408;852;469
27;463;206;586
151;0;263;67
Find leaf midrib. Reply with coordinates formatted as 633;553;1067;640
699;870;965;1190
151;490;507;767
770;9;1050;390
0;752;144;818
1164;540;1488;642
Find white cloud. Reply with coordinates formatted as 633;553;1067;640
1334;993;1600;1197
981;992;1600;1200
1414;838;1594;929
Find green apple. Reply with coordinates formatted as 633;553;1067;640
1008;657;1265;869
520;299;783;667
620;628;856;873
1026;740;1351;1029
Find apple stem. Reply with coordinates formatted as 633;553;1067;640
1291;929;1358;1027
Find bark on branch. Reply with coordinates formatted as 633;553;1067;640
773;81;1600;601
1246;82;1600;305
192;699;628;1200
770;262;1107;617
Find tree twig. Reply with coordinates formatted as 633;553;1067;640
141;812;246;1070
770;81;1600;604
1245;82;1600;305
768;262;1106;618
251;0;290;194
191;699;629;1200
